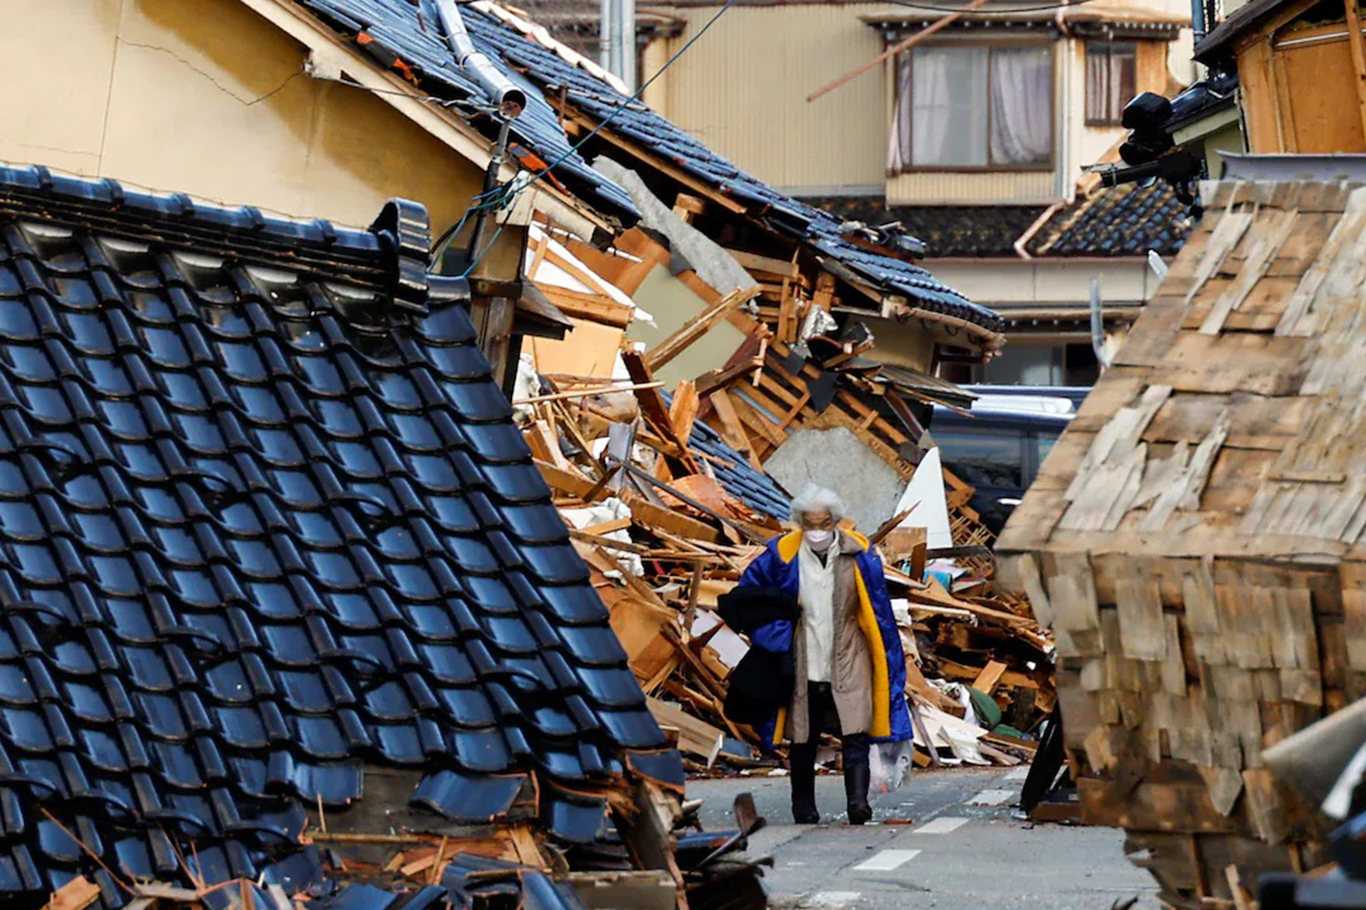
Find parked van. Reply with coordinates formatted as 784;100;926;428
931;393;1075;534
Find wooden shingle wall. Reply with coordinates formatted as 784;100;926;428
999;181;1366;907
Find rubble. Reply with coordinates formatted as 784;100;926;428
519;294;1055;775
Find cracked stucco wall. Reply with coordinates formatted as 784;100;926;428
0;0;490;238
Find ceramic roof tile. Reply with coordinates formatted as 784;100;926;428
801;198;1049;258
289;0;1004;334
1028;181;1194;257
0;165;668;907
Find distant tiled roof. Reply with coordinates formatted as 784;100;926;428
0;165;675;907
292;0;1005;335
1028;181;1194;257
802;197;1049;258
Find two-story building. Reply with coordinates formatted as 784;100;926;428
632;0;1198;384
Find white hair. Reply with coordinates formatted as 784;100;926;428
790;484;846;525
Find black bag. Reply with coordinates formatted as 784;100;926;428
724;646;795;725
718;585;800;725
716;585;799;634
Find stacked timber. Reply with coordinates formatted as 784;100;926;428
995;180;1366;907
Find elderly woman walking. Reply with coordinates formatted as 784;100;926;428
721;485;911;825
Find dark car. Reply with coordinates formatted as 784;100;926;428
931;395;1075;535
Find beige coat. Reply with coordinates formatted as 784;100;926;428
788;531;875;744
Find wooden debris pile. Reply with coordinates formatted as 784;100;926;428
518;351;1055;772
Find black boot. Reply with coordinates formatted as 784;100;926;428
790;741;820;824
843;744;872;825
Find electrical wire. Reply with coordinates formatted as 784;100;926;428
876;0;1107;16
455;0;738;276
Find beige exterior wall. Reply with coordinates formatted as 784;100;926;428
886;170;1058;205
647;3;889;194
858;318;936;372
0;0;489;240
648;6;1190;206
927;257;1160;306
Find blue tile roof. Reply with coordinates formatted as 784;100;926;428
0;165;679;907
293;0;1004;334
688;424;790;523
656;392;790;521
1029;181;1194;258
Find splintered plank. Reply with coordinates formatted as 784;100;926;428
669;381;700;444
1140;410;1230;531
972;661;1008;695
622;492;720;543
1198;209;1299;335
1278;207;1366;335
43;877;101;910
707;391;760;467
1043;550;1103;657
1156;332;1312;396
1183;208;1255;308
1113;556;1167;662
535;458;599;500
644;286;760;372
1143;391;1307;451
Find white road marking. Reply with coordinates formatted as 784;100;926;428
1004;766;1031;781
853;849;921;872
805;891;865;907
913;816;970;835
967;789;1017;806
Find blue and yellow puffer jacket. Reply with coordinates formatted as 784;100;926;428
737;529;912;748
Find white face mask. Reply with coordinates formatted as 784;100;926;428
804;529;834;551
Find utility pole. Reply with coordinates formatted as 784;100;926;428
599;0;636;90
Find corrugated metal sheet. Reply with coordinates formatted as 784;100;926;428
886;170;1057;205
653;4;889;192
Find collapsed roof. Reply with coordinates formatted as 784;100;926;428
0;164;680;907
291;0;1004;340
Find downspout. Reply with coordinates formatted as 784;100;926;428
434;0;527;117
1054;4;1074;201
1013;199;1065;260
1014;5;1072;260
432;0;526;265
1089;276;1111;370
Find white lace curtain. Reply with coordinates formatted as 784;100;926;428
887;45;1052;172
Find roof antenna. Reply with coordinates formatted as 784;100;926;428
433;0;526;119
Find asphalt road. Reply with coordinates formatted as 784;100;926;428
687;765;1160;910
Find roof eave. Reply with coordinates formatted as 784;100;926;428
236;0;624;238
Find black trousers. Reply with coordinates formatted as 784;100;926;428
789;682;869;810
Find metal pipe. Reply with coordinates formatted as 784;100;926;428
1013;199;1065;260
1191;0;1206;44
619;0;637;89
600;0;613;70
434;0;526;117
1089;276;1110;371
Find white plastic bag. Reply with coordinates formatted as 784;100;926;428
868;740;915;794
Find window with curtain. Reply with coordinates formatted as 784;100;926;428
1085;43;1137;125
887;44;1053;172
